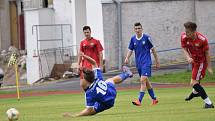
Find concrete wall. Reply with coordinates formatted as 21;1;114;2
0;0;11;50
102;0;215;70
86;0;105;52
195;0;215;42
54;0;73;46
25;10;40;84
73;0;87;44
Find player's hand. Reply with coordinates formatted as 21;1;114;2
77;64;83;74
207;67;213;75
124;58;129;64
79;52;84;57
187;57;194;63
62;112;75;118
155;62;160;69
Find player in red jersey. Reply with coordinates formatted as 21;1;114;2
181;21;214;108
78;26;104;91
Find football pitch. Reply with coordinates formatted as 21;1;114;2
0;87;215;121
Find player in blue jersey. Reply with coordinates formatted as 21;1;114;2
124;22;160;106
63;52;133;117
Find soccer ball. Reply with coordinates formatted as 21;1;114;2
6;108;19;121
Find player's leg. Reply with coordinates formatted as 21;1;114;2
144;65;158;105
185;63;200;101
146;79;158;105
190;63;214;108
132;66;149;106
185;81;200;101
105;66;133;85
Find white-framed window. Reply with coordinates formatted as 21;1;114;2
22;0;53;10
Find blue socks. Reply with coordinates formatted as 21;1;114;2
148;88;156;100
119;73;130;81
138;91;145;102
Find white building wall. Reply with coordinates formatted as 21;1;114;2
0;0;11;50
25;8;55;84
53;0;74;46
86;0;105;52
25;10;40;84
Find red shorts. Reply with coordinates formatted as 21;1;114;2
192;62;208;81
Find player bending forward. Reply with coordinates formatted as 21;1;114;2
181;21;214;108
63;52;133;117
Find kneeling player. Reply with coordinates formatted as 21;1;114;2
63;52;133;117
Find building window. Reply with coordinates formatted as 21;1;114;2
43;0;53;8
22;0;53;10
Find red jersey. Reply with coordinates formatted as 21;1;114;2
80;37;103;69
181;32;209;63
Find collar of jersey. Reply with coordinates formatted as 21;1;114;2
89;79;98;89
136;33;143;40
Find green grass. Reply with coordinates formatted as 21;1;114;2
149;68;215;83
0;87;215;121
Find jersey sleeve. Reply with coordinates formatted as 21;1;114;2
96;40;104;52
202;39;209;52
85;93;95;108
93;68;103;80
181;33;187;48
147;36;154;49
128;38;134;51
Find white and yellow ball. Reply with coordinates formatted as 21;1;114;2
6;108;19;121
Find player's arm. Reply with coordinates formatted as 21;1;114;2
124;50;133;64
205;50;213;75
73;107;96;117
77;51;82;67
63;107;96;118
99;51;103;70
182;48;193;63
80;52;98;68
78;43;83;71
151;47;160;68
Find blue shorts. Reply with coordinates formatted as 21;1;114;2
137;66;151;77
94;82;116;113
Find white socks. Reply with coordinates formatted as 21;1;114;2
204;97;212;105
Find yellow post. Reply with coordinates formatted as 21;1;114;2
14;64;20;101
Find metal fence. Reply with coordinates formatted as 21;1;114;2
128;42;215;68
38;46;79;78
37;42;215;79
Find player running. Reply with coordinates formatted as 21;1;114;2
63;52;133;117
124;22;160;106
181;21;214;108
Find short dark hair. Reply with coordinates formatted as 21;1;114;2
83;68;95;83
134;22;142;27
184;21;197;32
83;26;91;32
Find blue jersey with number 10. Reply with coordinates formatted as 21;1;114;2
85;68;116;108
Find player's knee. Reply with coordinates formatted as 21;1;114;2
190;79;199;86
140;76;147;82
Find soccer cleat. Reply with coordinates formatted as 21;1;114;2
122;66;133;77
151;99;159;105
132;99;141;106
185;96;193;101
204;103;214;109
